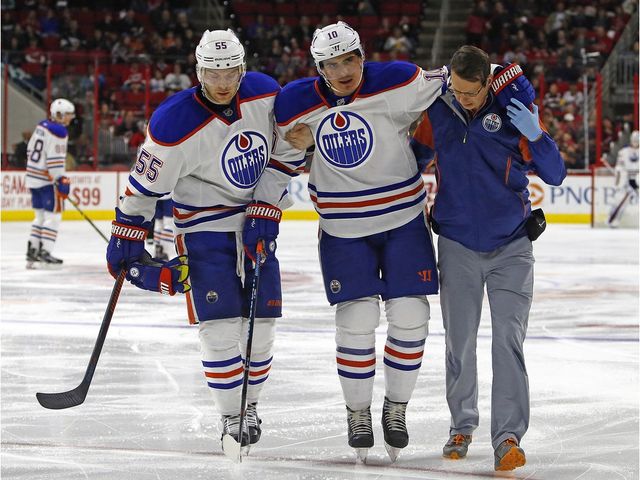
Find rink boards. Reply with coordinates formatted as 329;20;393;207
1;170;636;223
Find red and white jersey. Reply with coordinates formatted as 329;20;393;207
119;72;281;235
25;120;68;189
253;61;447;238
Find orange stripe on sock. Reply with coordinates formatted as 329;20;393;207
337;357;376;368
249;366;271;377
204;366;243;378
384;346;423;360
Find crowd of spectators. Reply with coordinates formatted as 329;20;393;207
464;0;638;168
2;0;638;170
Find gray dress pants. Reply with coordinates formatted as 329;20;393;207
438;235;534;449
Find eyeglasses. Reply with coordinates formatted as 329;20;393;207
448;83;485;98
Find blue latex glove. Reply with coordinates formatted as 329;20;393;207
127;250;190;296
106;207;151;278
243;201;281;263
55;175;71;199
506;98;543;142
491;63;536;109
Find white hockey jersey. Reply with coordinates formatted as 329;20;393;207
615;144;639;186
253;61;447;238
25;120;68;189
120;72;281;234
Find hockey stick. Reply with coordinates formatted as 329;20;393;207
222;240;265;462
36;269;126;409
66;197;109;243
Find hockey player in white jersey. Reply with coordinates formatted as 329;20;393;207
608;130;639;227
105;29;283;455
25;98;75;268
251;21;445;462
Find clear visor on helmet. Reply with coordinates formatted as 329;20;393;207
200;66;242;86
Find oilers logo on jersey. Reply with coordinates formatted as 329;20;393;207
482;113;502;133
315;111;374;168
221;130;269;188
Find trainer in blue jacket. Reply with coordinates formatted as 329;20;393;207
411;45;566;472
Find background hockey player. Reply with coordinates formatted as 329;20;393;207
25;98;75;268
106;29;284;455
411;45;566;471
152;196;175;260
608;130;639;227
252;21;446;463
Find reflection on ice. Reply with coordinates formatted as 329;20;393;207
1;221;638;479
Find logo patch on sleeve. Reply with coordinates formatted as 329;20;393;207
315;111;374;169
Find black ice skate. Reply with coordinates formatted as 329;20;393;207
220;414;249;462
246;402;262;445
26;241;40;269
346;405;374;463
37;246;63;269
381;397;409;462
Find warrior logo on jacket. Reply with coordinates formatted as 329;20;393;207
221;130;269;188
316;111;374;169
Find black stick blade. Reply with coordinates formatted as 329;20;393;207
36;385;87;410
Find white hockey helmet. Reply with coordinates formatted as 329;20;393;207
50;98;75;119
195;29;246;84
310;21;364;70
631;130;639;148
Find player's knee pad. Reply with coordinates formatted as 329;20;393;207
42;210;62;228
385;295;430;340
335;296;380;348
243;317;275;355
33;209;45;226
198;317;243;353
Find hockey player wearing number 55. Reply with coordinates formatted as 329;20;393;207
25;98;75;269
411;45;566;471
105;29;284;455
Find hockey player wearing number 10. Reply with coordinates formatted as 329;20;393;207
250;21;447;463
105;29;285;456
25;98;75;269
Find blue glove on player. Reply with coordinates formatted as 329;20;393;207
491;63;536;109
106;207;151;278
127;250;190;296
243;201;281;263
506;98;543;142
55;175;71;199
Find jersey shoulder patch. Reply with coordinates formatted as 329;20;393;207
39;120;68;138
148;87;215;145
239;72;280;101
357;61;420;97
275;77;324;125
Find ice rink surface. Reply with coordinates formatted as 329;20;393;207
1;220;638;480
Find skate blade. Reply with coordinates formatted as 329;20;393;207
222;434;242;463
384;442;402;463
29;262;62;270
355;448;369;463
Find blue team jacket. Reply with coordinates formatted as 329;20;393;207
411;92;566;252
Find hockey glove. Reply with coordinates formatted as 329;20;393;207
243;201;281;263
127;250;190;296
55;175;71;199
491;63;536;109
106;207;151;278
506;98;543;142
